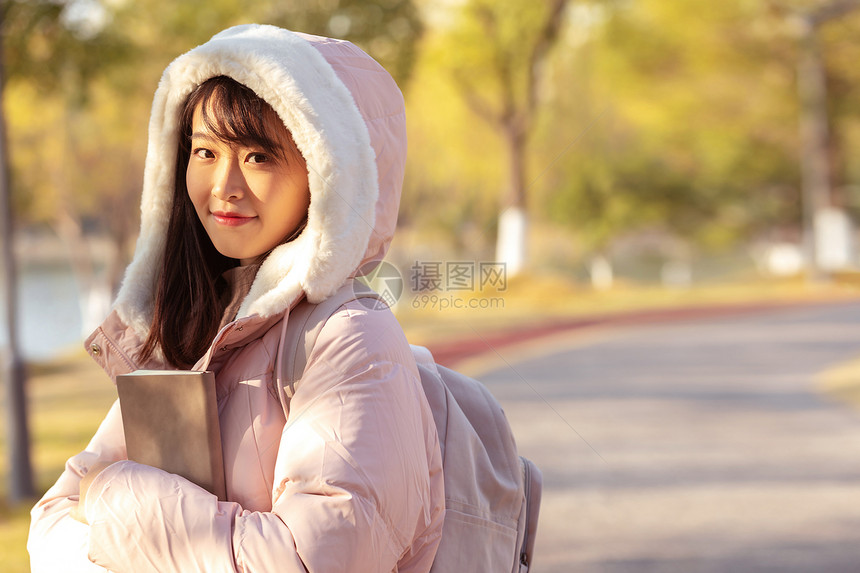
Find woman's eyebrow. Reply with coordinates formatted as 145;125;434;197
190;132;218;142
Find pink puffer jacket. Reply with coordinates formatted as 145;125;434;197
29;300;443;573
28;25;444;573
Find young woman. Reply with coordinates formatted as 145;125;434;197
28;24;444;572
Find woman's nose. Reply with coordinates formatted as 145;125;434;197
212;157;247;200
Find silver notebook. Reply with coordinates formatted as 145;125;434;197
116;370;227;500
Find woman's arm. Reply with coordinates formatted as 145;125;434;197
28;400;126;572
29;308;170;571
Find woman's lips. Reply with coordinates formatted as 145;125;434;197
212;211;255;227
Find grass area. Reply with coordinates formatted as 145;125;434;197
2;273;859;571
0;350;116;572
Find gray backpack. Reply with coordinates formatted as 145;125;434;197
275;280;543;572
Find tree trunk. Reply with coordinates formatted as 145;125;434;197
796;17;834;281
495;123;528;275
496;207;528;277
589;254;614;290
0;22;35;501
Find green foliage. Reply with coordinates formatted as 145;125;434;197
257;0;424;85
401;49;502;246
402;0;571;247
529;0;860;257
4;0;134;103
442;0;559;119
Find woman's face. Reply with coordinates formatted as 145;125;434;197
186;103;310;265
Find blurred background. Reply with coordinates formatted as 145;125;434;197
3;0;860;571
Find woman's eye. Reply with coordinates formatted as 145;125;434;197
247;152;269;164
193;148;214;159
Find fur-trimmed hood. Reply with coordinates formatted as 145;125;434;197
113;24;405;336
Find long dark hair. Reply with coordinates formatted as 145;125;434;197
139;76;302;368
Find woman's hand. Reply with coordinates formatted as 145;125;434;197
69;461;114;524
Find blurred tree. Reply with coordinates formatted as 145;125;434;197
400;24;504;259
533;0;858;282
434;0;571;276
4;0;138;333
4;0;131;96
0;0;34;503
259;0;423;85
764;0;860;279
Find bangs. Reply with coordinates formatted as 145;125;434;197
183;76;287;156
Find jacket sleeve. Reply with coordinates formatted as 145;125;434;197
28;400;126;573
77;303;444;573
28;309;171;571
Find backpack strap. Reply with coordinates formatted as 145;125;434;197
273;279;384;415
519;456;543;572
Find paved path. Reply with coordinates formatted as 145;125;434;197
474;302;860;572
